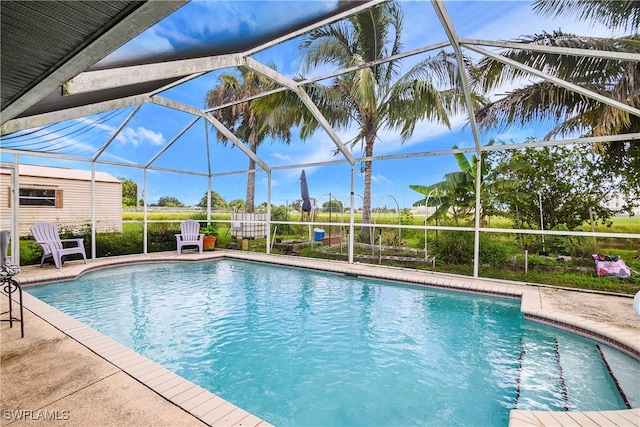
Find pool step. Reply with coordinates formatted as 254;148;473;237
515;335;567;411
598;345;639;408
515;330;630;412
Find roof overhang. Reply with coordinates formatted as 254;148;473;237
1;1;188;125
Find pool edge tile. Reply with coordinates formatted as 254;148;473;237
21;284;269;424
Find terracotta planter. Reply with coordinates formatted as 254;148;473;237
239;238;249;250
203;236;217;250
322;236;341;245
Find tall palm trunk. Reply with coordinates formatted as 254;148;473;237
245;159;255;213
361;133;375;238
246;137;257;213
298;1;466;237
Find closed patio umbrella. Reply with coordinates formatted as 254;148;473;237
301;170;311;214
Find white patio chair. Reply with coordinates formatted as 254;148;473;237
30;222;87;269
176;219;204;254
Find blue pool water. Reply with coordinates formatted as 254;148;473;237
26;260;631;426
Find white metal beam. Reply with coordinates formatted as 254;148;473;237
431;1;483;155
203;112;271;173
1;94;150;135
480;133;640;152
91;164;96;260
431;0;484;278
148;94;272;173
6;39;453;136
0;147;211;177
145;117;200;168
203;41;452;116
65;39;452;109
244;57;355;165
64;54;243;95
93;105;142;162
150;96;204;118
466;44;640;118
461;38;640;62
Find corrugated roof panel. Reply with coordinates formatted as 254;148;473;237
0;1;141;109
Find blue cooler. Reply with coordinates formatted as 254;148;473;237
314;228;325;241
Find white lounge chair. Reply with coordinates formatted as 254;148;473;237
30;222;87;268
176;219;204;254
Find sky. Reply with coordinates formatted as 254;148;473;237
1;0;621;209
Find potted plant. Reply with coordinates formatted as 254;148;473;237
201;224;218;250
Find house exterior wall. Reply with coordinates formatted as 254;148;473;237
603;193;640;216
0;165;122;235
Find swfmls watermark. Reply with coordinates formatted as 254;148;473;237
3;409;70;421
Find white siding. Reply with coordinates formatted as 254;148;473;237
0;165;122;235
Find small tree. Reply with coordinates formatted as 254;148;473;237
157;196;183;207
322;199;343;213
205;68;293;213
119;177;138;207
491;144;614;230
271;205;292;234
197;191;227;210
290;200;302;212
228;199;246;212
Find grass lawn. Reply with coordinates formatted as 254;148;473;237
19;210;636;294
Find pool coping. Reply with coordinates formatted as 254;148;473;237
7;250;640;427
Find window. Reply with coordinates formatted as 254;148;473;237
14;188;63;207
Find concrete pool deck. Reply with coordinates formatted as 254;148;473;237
1;250;639;426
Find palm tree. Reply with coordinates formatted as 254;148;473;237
472;0;640;197
205;68;292;213
259;1;479;237
410;181;473;226
410;141;525;225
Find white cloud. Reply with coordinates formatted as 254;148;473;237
99;31;176;65
99;151;140;165
116;127;165;147
272;152;292;162
371;173;393;186
294;136;346;166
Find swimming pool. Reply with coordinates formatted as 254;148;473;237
26;259;633;426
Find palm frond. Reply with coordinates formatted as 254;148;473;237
385;78;450;138
384;50;472;139
475;81;601;131
350;2;403;83
300;22;354;74
205;66;295;147
532;0;640;33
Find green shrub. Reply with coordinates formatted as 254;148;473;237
94;230;143;257
542;224;604;258
433;231;515;266
271;205;293;235
399;209;416;238
148;224;180;253
479;235;513;267
434;231;473;264
18;238;44;265
571;240;600;259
